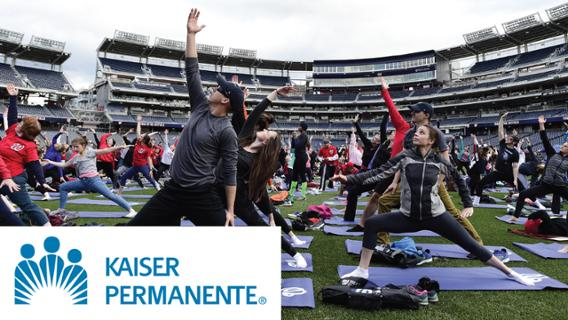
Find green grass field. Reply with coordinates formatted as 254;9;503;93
40;188;568;320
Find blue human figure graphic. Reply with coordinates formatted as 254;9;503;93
60;249;87;305
14;244;43;304
39;236;65;288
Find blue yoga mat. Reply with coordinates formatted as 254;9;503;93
282;253;313;272
344;239;527;262
323;200;368;206
330;208;364;216
323;225;439;237
325;216;360;226
66;199;143;206
281;278;315;308
283;235;313;249
337;265;568;291
513;242;568;259
496;215;526;225
78;211;128;218
98;194;153;199
30;196;59;201
474;203;509;209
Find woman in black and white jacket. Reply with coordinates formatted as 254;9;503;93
333;124;535;286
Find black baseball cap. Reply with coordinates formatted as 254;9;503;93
408;102;434;116
216;74;244;112
300;121;308;131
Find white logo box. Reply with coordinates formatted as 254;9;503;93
0;227;281;320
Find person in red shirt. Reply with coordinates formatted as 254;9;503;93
318;139;338;191
96;131;119;189
0;84;52;226
118;116;160;193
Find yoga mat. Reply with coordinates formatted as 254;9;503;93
496;215;526;225
330;208;364;216
513;242;568;259
281;278;315;308
323;200;368;206
98;194;153;199
337;266;568;291
323;225;440;237
78;211;128;218
283;235;313;249
66;199;143;206
344;239;527;262
509;229;568;242
30;196;59;201
325;216;360;226
474;203;509;209
282;253;313;272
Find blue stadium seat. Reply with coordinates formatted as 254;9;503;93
17;104;53;117
512;45;562;66
469;56;513;74
133;83;172;93
15;66;72;91
256;75;289;86
110;81;133;89
331;93;358;101
99;58;144;75
411;87;441;97
0;63;23;86
47;106;74;118
305;94;331;102
148;64;183;78
170;84;188;94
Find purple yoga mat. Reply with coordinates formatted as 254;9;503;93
324;200;368;206
282;253;313;272
78;211;127;218
281;278;315;308
283;235;313;249
323;225;439;237
344;239;527;262
97;194;153;199
496;215;527;225
330;208;364;216
337;265;568;290
325;216;360;226
513;242;568;259
66;198;143;206
474;203;509;209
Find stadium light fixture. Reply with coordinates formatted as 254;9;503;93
29;35;65;52
546;3;568;21
155;37;185;51
463;26;499;44
0;28;24;44
502;13;542;33
228;47;257;59
113;30;149;45
196;43;224;56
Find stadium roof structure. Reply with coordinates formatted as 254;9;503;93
98;31;312;71
0;30;70;65
437;3;568;61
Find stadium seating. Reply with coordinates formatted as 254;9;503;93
411;87;441;97
48;106;74;118
331;93;358;101
514;70;558;82
512;44;562;66
222;73;254;85
255;75;289;86
15;66;72;91
170;84;188;94
473;78;512;89
110;81;133;89
0;63;22;86
108;114;135;122
469;56;513;74
133;83;172;93
17;105;53;117
148;64;183;78
99;58;144;75
305;94;331;102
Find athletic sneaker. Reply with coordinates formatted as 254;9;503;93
41;193;51;201
125;208;138;219
338;276;368;288
415;250;433;266
427;290;439;303
416;277;440;303
347;225;365;232
493;248;510;263
472;196;480;206
282;200;293;207
51;209;79;221
294;196;306;201
405;286;429;306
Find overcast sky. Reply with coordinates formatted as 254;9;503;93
2;0;565;89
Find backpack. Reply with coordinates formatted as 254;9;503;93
291;211;325;231
306;204;333;219
372;243;429;268
320;281;420;310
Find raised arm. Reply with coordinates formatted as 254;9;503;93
379;113;389;143
353;114;370;148
538;115;555;157
95;145;131;156
238;86;295;138
498;112;508;141
185;9;207;112
6;84;18;127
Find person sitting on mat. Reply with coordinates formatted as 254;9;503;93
332;124;535;286
509;115;568;224
45;136;136;218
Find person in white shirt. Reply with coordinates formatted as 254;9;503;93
155;129;176;182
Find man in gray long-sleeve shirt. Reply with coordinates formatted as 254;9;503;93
128;8;243;226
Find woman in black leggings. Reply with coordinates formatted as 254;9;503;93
217;85;307;268
510;116;568;227
334;124;534;286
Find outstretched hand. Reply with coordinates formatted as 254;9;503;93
6;84;18;96
187;8;206;34
276;86;296;97
460;207;474;219
538;115;546;125
330;174;347;184
379;77;388;89
0;178;20;193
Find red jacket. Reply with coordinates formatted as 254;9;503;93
96;133;115;165
319;145;339;167
383;87;411;158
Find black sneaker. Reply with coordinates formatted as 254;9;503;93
338;276;367;288
347;225;365;232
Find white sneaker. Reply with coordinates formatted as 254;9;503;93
41;193;51;201
291;236;306;246
125;208;137;218
293;253;307;268
508;271;535;286
282;200;293;207
472;196;480;206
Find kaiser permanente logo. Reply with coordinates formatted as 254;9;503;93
14;236;87;305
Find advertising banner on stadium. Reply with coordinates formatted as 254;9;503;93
0;228;280;320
